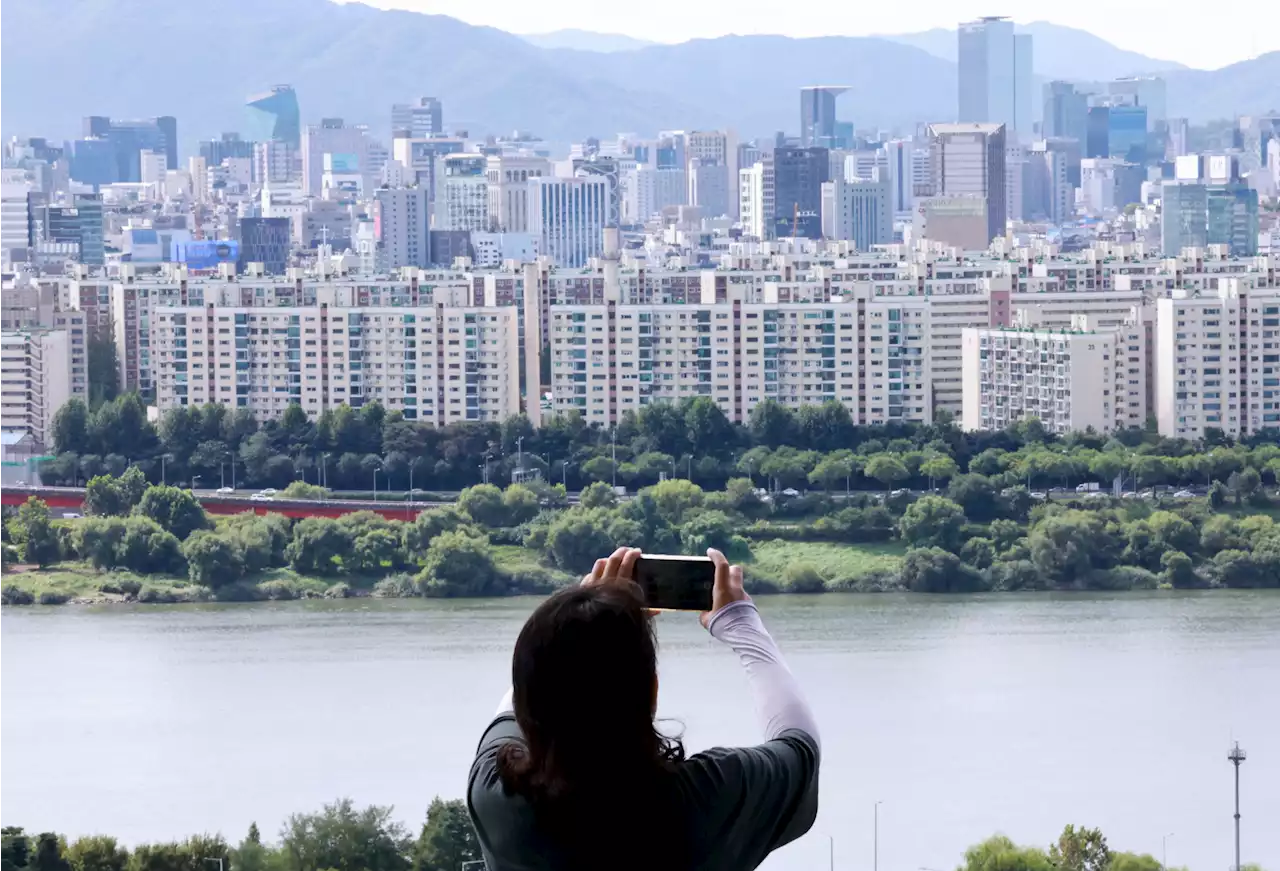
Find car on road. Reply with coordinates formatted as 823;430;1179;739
1029;491;1047;500
1174;489;1195;499
216;486;234;494
63;511;83;519
890;488;911;498
250;492;273;501
781;488;800;497
260;488;278;496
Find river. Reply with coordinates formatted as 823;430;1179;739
3;592;1278;870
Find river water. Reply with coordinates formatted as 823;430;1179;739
3;593;1278;870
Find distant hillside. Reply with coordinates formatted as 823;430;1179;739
886;20;1187;80
1;0;1274;150
521;29;656;52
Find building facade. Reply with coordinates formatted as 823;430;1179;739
528;176;608;268
928;123;1007;244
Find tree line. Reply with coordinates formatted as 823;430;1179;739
39;393;1280;497
0;797;479;871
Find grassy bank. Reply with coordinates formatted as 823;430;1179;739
746;539;906;583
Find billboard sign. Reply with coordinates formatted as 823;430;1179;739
173;239;240;270
325;152;359;173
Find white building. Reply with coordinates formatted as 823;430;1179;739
528;176;608;267
1;173;32;265
962;309;1148;435
739;164;766;239
1081;158;1120;217
188;156;209;204
140;150;167;190
471;232;539;268
437;153;489;232
821;176;892;250
928;123;1007;243
1155;280;1280;439
301;119;372;197
391;97;443;139
1;323;88;448
151;290;520;424
688;159;731;219
486;155;550;233
254;140;295;185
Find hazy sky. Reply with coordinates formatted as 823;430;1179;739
356;0;1278;70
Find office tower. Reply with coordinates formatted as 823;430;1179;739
246;85;301;148
957;18;1033;137
374;187;430;270
188;157;209;203
1108;104;1148;163
82;115;178;181
1086;106;1111;159
485;155;550;232
391;136;464;200
527;176;608;267
1028;143;1071;223
437;153;489;231
39;194;104;265
199;133;256;166
1205;185;1258;255
1108;77;1166;129
821;176;892;249
1166;118;1191;159
1042;81;1088;143
766;146;829;239
140;151;167;188
928;123;1007;244
688;159;731;218
254;140;295;185
574;155;624;226
238;217;291;273
391;97;443;138
800;86;850;148
881;140;917;214
1005;145;1028;222
301;118;371;196
70;139;118;188
1161;166;1258;256
739;164;766;239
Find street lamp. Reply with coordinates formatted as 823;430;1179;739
372;463;383;501
191;475;202;491
1228;741;1246;871
1161;832;1173;871
610;428;617;489
873;800;882;871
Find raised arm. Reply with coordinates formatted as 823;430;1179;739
706;599;819;746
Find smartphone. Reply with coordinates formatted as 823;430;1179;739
634;554;716;611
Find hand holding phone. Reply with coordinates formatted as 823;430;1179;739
633;554;717;611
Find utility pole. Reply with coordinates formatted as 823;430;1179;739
1161;832;1173;871
161;454;167;485
873;800;882;871
610;429;617;489
1228;741;1246;871
516;436;524;478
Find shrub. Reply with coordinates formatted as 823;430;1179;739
372;573;420;598
325;582;352;599
258;579;299;601
2;584;35;605
782;563;827;594
37;590;71;605
136;585;177;604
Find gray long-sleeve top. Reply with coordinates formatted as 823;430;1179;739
468;601;821;871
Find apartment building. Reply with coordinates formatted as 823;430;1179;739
151;287;519;424
962;310;1148;435
1;324;88;447
1155;280;1280;439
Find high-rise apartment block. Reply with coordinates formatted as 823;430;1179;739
1;316;88;448
374;188;430;270
437;154;490;232
957;18;1033;137
962;310;1148;435
821;176;892;250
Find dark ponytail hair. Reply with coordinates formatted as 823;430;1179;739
496;583;687;868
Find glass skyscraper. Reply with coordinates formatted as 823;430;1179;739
246;85;301;148
957;17;1033;137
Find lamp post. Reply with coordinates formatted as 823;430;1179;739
191;475;202;492
1228;741;1246;871
1161;832;1173;871
873;800;882;871
828;835;834;871
610;429;617;489
516;436;524;479
372;463;382;501
406;464;415;520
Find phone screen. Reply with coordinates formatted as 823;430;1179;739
634;555;715;611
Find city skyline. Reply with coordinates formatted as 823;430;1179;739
355;0;1278;71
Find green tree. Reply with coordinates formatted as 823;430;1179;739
51;398;91;455
1048;825;1110;871
684;396;736;458
183;532;244;587
1106;854;1163;871
126;842;186;871
546;508;617;573
580;456;617;484
457;484;507;527
863;453;909;488
136;485;210;540
116;516;182;575
410;798;481;871
920;455;959;490
578;481;617;509
679;510;749;560
71;517;127;570
947;474;1002;523
8;498;61;566
644;479;705;525
279;799;410;871
759;447;815;490
66;836;129;871
418;531;502;597
900;547;986;594
403;508;471;556
2;829;32;871
86;336;121;405
501;484;540;525
28;834;71;871
808;454;855;492
960;835;1054;871
898;495;968;551
748;398;795;447
960;537;996;569
84;474;128;517
230;824;281;871
782;563;826;593
1159;550;1199;589
287;518;352;576
349;529;405;576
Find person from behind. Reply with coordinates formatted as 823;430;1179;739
467;546;821;871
